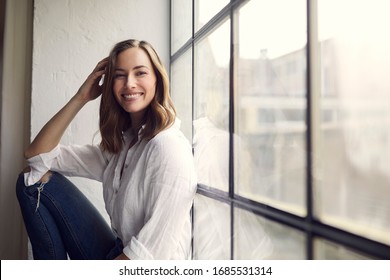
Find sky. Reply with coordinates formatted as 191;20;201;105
204;0;307;66
199;0;390;68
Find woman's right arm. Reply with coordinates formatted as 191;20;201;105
24;58;108;159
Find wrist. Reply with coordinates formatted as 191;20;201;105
72;92;90;106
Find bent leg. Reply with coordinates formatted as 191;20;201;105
16;172;116;259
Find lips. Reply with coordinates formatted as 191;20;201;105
121;92;143;100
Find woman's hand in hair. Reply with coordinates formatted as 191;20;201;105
75;57;108;103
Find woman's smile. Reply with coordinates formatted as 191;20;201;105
121;92;143;101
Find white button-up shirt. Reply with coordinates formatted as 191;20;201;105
24;120;197;260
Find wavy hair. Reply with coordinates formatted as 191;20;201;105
99;39;176;154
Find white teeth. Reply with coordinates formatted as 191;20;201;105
123;93;141;100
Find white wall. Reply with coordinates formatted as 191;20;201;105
32;0;170;223
0;0;170;259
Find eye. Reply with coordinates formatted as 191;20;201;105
114;73;126;79
136;71;147;77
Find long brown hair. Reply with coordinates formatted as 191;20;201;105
99;39;176;154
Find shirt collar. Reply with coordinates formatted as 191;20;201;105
123;118;181;140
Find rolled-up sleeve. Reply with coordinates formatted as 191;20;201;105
24;144;110;186
122;133;197;260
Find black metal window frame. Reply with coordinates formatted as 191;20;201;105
170;0;390;260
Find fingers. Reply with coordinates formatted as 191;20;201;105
89;69;106;85
94;57;109;72
98;56;109;64
90;57;108;83
76;58;109;101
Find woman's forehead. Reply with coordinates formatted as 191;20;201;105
115;48;153;69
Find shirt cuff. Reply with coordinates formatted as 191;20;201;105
24;146;61;186
123;237;154;260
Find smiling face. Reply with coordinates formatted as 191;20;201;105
113;47;157;127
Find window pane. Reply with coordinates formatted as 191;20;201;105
234;208;305;259
195;0;229;31
193;195;231;259
171;49;192;141
314;238;373;260
317;0;390;245
171;0;192;54
193;19;230;191
235;0;307;215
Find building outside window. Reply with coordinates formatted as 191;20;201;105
170;0;390;259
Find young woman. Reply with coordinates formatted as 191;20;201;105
16;39;197;260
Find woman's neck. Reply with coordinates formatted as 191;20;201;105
130;113;145;135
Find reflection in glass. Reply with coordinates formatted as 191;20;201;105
193;20;230;191
193;195;231;259
235;0;307;215
171;50;192;141
314;238;373;260
317;0;390;245
235;208;305;259
171;0;192;54
195;0;229;31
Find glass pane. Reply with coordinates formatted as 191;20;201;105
234;208;305;259
193;20;230;191
235;0;307;215
171;49;192;141
314;238;373;260
171;0;192;54
317;0;390;245
193;195;231;259
195;0;229;31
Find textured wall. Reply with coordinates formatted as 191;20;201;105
32;0;169;222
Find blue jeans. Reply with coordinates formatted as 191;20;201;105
16;171;123;259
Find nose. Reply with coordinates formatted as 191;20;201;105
125;75;136;89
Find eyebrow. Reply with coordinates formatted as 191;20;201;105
114;65;149;71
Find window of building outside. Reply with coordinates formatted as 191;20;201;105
170;0;390;259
